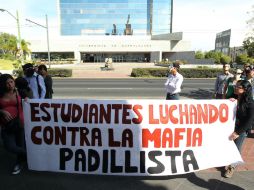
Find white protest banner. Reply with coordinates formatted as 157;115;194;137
23;99;242;176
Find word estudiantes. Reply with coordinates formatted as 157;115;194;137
29;103;229;125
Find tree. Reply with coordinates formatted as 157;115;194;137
0;32;30;60
243;37;254;57
235;54;249;65
243;5;254;57
195;51;204;59
204;51;222;64
220;54;231;64
0;33;17;56
21;39;31;57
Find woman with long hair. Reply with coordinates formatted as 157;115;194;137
0;74;26;175
224;80;254;178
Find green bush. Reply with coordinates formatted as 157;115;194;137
49;69;72;77
235;54;249;65
14;68;72;77
0;53;16;61
131;68;222;78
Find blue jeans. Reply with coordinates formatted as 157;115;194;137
166;93;180;100
231;132;247;168
1;128;26;164
234;132;247;153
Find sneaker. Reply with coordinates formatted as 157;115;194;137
224;165;235;178
11;164;22;175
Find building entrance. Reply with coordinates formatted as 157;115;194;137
81;53;150;63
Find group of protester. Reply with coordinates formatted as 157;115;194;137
164;62;254;178
0;61;254;177
214;63;254;178
0;63;53;175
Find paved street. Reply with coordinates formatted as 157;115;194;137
53;78;215;99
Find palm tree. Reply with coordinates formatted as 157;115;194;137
21;39;31;58
0;32;31;60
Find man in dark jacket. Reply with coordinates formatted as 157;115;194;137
38;64;53;99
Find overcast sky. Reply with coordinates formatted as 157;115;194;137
0;0;253;51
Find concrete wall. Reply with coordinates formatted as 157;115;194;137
163;51;195;60
162;51;214;64
150;51;162;63
28;35;191;62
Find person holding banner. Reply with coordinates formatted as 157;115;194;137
165;62;183;100
224;80;254;178
0;74;26;175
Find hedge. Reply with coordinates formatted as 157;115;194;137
131;68;223;78
13;68;72;77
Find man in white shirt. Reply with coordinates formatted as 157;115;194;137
22;63;46;99
165;62;183;100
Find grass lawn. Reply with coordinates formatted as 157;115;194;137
0;59;16;70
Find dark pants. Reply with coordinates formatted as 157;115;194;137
166;93;180;100
1;128;26;164
215;93;223;99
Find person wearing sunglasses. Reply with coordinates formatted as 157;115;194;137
224;80;254;178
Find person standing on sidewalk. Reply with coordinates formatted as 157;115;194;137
224;80;254;178
214;64;233;99
0;74;26;175
38;64;53;99
165;62;183;100
243;66;254;98
223;69;243;99
22;63;46;99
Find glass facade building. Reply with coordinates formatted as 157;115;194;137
59;0;172;36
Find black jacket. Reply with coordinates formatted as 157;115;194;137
235;100;254;135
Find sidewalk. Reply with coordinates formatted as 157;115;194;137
0;141;253;190
1;63;253;189
53;62;158;78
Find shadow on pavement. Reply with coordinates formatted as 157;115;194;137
181;88;214;99
0;130;169;190
185;173;244;190
0;145;245;190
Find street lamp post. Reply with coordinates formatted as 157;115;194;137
26;14;51;68
0;9;24;65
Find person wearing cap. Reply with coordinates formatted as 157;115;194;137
164;62;183;100
223;69;243;99
22;63;46;99
214;64;233;99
